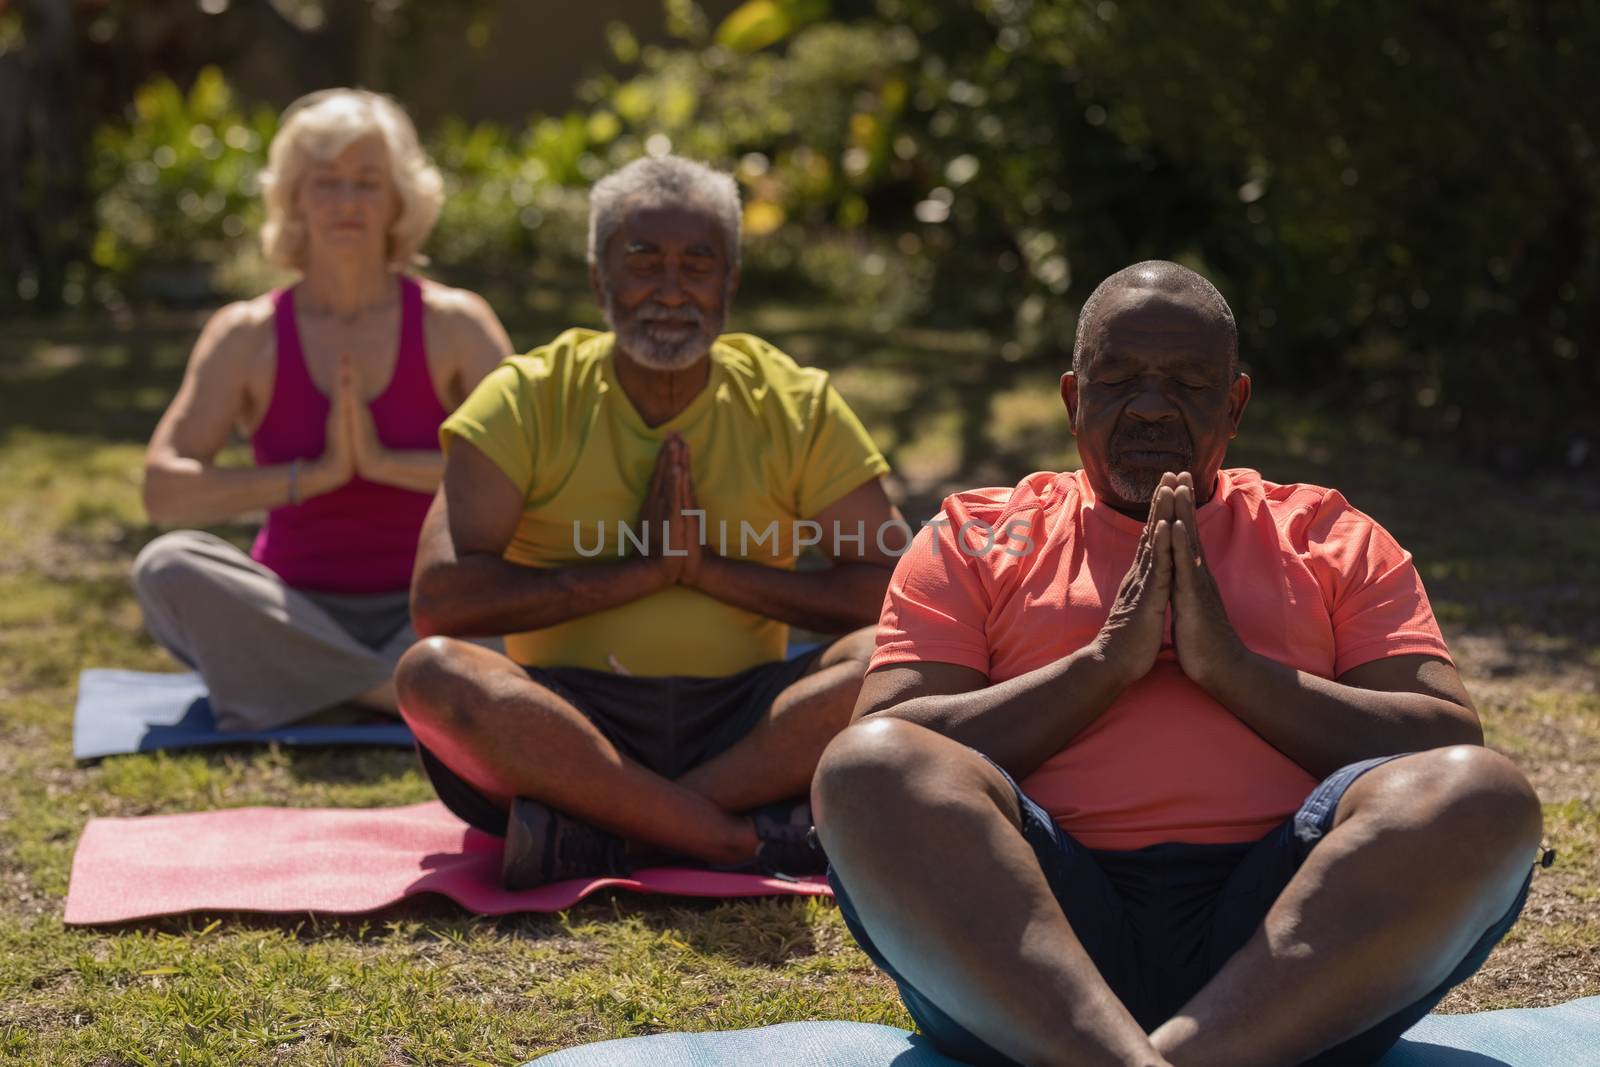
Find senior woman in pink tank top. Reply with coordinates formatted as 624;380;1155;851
135;89;510;730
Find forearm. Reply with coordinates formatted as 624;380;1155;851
868;647;1130;778
411;553;667;639
143;457;323;526
363;449;445;493
691;554;890;633
1203;650;1484;777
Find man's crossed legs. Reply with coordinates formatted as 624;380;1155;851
814;718;1540;1067
397;629;875;883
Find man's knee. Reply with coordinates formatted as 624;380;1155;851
816;717;918;800
1429;745;1542;849
813;718;985;830
395;636;484;732
1358;745;1542;854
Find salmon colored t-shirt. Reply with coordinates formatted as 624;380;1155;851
870;467;1452;852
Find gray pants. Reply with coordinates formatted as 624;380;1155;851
132;530;416;731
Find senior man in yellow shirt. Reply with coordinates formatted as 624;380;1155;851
397;155;902;888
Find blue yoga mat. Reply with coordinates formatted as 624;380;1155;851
73;644;826;760
524;997;1600;1066
72;669;415;760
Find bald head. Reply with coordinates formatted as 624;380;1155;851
1072;261;1237;376
1062;260;1250;515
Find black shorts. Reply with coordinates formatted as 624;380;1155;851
829;753;1532;1066
417;645;827;836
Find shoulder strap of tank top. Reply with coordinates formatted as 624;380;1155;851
272;285;298;375
394;275;443;408
264;286;320;425
399;275;423;355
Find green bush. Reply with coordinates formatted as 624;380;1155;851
79;62;906;317
89;67;276;304
427;117;588;279
576;0;1600;466
50;2;1600;464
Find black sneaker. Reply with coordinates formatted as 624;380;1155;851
749;799;826;878
502;797;631;890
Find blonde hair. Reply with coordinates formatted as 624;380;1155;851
259;89;443;271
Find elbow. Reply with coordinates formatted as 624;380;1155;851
1418;704;1484;750
854;695;914;726
847;563;895;628
410;610;442;642
408;583;451;640
1449;709;1486;748
409;568;469;639
851;592;887;629
141;470;179;526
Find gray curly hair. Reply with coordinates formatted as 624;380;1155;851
587;155;742;269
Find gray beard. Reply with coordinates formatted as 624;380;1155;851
1105;453;1194;505
1106;466;1169;506
603;290;724;371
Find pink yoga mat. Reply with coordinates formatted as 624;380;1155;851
65;801;830;925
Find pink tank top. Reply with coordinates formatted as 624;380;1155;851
250;276;447;594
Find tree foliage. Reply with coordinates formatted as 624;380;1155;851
8;0;1597;464
673;0;1600;465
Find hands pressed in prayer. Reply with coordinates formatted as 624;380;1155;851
1095;477;1175;687
1167;471;1248;692
312;351;392;495
1095;470;1247;691
343;356;389;484
638;433;705;587
305;352;360;498
637;433;679;570
669;436;705;587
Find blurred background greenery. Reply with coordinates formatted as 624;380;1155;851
2;0;1596;469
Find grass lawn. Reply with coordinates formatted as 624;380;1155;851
1;296;1596;1064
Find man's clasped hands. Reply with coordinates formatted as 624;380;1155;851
637;432;706;587
1098;470;1253;695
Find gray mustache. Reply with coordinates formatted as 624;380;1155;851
639;307;704;327
1112;430;1192;454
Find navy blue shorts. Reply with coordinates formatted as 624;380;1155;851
829;753;1531;1066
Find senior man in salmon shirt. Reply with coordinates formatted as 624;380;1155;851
812;261;1543;1067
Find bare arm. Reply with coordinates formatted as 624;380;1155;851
853;495;1178;777
435;286;514;409
855;653;1137;779
409;438;669;639
1163;471;1483;777
690;478;903;634
143;301;348;525
356;287;515;495
354;439;445;495
1199;652;1483;779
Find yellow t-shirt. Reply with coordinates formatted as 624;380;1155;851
441;328;891;676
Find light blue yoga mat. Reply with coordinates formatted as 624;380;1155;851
73;644;826;760
72;669;415;761
525;997;1600;1066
